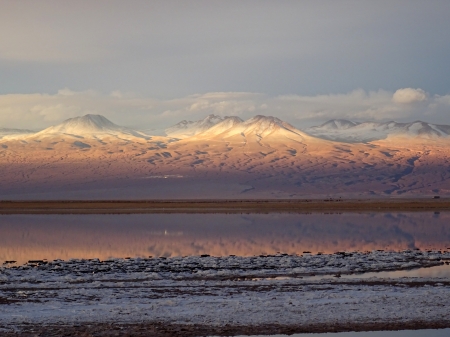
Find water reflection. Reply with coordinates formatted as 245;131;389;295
1;212;449;264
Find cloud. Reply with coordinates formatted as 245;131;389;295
392;88;428;104
277;89;402;122
1;88;450;130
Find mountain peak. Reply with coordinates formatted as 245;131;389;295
190;114;312;142
37;114;121;135
165;114;224;138
316;119;359;130
245;115;282;124
242;115;301;135
192;116;244;138
33;114;148;139
202;114;223;123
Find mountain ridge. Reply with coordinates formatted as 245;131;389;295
165;114;224;139
305;119;450;143
2;113;450;198
5;114;450;144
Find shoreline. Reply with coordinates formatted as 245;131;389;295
1;198;449;214
2;321;450;336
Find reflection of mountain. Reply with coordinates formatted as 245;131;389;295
1;213;449;264
2;114;450;198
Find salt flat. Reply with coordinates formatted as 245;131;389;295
1;251;449;336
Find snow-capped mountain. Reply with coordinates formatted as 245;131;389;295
33;114;148;139
165;114;224;138
192;115;315;143
311;119;359;131
3;113;450;199
305;119;450;143
192;116;244;137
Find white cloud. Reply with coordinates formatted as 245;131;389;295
392;88;428;104
1;88;450;130
277;89;403;122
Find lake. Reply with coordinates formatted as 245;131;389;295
1;212;449;265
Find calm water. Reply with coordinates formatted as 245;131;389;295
1;212;449;265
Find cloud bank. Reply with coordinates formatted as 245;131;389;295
0;88;449;130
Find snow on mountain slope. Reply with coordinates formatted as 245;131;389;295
305;119;450;143
32;114;149;139
4;114;450;198
193;116;244;137
311;119;359;130
165;114;224;138
192;115;318;144
0;128;34;139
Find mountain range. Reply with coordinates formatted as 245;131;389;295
1;114;450;199
304;119;450;143
147;115;450;143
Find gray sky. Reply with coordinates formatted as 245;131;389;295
1;0;450;129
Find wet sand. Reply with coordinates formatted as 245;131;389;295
0;198;449;214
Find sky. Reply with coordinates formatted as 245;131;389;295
1;0;450;130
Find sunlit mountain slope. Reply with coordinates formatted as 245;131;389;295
32;114;150;140
165;114;224;139
0;128;34;140
1;114;450;199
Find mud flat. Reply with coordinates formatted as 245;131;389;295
1;198;450;214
